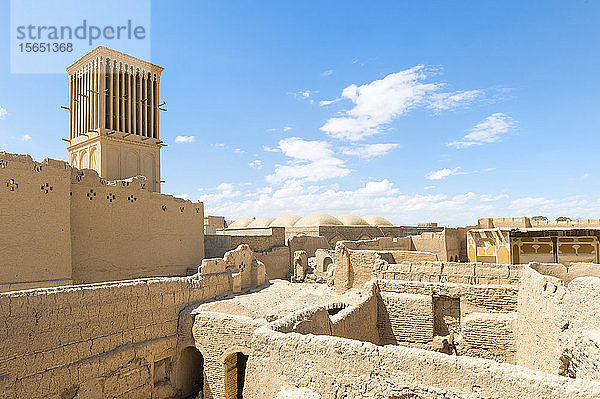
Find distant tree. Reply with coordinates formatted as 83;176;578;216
556;216;572;222
531;215;548;221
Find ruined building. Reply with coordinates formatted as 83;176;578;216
2;48;600;398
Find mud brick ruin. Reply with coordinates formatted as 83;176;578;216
2;47;600;398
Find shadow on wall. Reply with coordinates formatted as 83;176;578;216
173;346;209;398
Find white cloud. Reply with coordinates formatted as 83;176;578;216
321;69;334;76
0;107;7;119
356;179;399;196
213;143;225;148
425;166;494;180
319;99;341;106
249;160;263;169
175;135;195;143
428;90;482;112
263;145;279;153
341;143;399;160
197;179;515;226
198;183;242;203
290;90;318;99
424;185;436;190
479;194;509;202
320;66;439;140
265;137;350;184
267;126;293;133
320;66;483;141
426;167;461;180
448;113;515;148
22;134;32;141
234;148;245;153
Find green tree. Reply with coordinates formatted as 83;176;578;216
531;215;548;221
556;216;572;222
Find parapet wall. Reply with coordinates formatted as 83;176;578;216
0;152;204;289
0;153;72;291
0;245;267;398
0;273;230;398
71;168;204;283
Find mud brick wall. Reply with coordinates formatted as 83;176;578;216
0;271;233;399
376;261;522;286
461;313;516;363
0;153;72;292
377;292;433;346
246;314;600;399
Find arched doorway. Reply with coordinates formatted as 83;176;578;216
224;352;249;399
176;346;205;398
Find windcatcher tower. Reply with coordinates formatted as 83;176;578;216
66;46;164;192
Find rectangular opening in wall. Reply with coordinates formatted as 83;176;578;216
153;356;172;387
433;296;460;336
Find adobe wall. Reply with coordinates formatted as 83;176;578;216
528;262;600;283
269;281;379;344
376;261;522;286
332;244;439;292
515;266;569;374
0;272;232;399
188;312;263;399
410;228;464;262
204;234;232;259
0;151;205;289
0;153;72;292
254;246;290;280
288;235;330;257
219;227;286;252
70;168;204;283
246;310;600;399
516;266;600;379
377;277;518;363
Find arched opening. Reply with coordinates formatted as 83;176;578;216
224;351;249;399
176;346;205;398
322;257;333;273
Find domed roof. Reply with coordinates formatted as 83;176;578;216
228;217;255;228
294;213;343;227
269;215;302;227
336;214;370;226
247;217;276;228
362;215;394;226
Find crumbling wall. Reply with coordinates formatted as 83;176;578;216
223;227;286;252
529;262;600;284
0;271;233;398
376;261;522;285
254;246;290;280
515;266;567;374
0;153;72;291
270;281;379;344
378;292;433;345
188;312;262;399
70;168;204;283
246;314;600;398
333;246;438;292
288;235;330;257
377;277;518;362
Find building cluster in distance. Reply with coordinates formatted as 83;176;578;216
2;48;600;399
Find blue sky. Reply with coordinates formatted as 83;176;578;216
1;1;599;225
